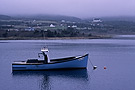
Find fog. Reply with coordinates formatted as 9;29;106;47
0;0;135;18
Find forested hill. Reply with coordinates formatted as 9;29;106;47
0;15;12;20
0;14;82;22
12;15;82;22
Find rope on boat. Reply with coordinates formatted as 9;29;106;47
89;58;94;67
88;56;97;70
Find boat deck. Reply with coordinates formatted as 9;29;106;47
12;54;88;65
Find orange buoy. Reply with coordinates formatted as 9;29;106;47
104;66;107;69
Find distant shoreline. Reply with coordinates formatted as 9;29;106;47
0;35;112;40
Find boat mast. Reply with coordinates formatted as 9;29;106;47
42;29;49;64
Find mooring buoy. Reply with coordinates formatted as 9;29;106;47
93;66;97;70
104;66;107;69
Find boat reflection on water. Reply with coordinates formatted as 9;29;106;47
12;69;88;90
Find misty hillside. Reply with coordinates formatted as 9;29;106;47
102;16;135;22
13;15;82;22
0;15;12;20
86;16;135;22
1;14;135;22
0;14;82;22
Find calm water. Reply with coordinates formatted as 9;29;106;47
0;36;135;90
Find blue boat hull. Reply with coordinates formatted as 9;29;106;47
12;54;88;71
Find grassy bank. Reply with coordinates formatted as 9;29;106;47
0;35;112;40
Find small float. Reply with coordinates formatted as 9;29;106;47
12;47;88;71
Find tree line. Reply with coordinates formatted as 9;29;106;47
0;27;91;38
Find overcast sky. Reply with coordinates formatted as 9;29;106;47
0;0;135;18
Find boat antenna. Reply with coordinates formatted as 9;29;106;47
43;29;48;46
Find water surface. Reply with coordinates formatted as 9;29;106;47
0;36;135;90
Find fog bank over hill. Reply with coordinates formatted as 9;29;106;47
1;14;135;22
86;16;135;22
0;14;82;22
14;14;82;22
0;0;135;18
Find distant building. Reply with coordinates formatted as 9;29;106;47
92;18;102;23
25;27;35;31
61;20;65;23
91;18;102;27
8;29;19;31
50;24;55;27
72;25;77;28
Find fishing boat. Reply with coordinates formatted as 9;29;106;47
12;47;88;71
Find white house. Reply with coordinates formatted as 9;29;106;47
61;20;65;23
92;18;102;23
50;24;55;27
72;25;77;28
